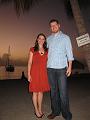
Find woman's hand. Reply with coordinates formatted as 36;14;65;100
28;74;32;82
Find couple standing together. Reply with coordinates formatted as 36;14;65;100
28;19;74;120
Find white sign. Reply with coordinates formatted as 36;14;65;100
76;33;90;47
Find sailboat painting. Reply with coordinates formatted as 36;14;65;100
5;46;15;72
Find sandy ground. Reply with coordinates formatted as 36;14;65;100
0;74;90;120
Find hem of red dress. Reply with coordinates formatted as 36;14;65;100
29;90;50;93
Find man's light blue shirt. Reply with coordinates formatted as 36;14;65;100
47;31;74;69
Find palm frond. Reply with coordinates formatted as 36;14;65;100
0;0;40;16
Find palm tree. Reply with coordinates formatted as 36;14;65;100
0;0;90;71
68;0;90;71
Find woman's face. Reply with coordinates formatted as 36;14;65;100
37;35;45;46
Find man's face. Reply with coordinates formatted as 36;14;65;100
50;21;60;33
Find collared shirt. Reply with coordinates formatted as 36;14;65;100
47;31;74;69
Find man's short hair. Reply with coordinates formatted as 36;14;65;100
49;19;59;25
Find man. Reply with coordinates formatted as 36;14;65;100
47;19;74;120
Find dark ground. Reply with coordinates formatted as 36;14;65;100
0;74;90;120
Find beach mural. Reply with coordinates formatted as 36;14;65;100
0;59;89;80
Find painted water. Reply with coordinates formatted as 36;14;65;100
0;66;27;80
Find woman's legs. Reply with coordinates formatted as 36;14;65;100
32;92;44;117
32;92;41;117
38;92;43;115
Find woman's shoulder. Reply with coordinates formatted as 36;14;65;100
30;47;34;53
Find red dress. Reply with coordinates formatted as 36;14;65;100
29;47;50;92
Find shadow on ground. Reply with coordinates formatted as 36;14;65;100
0;74;90;120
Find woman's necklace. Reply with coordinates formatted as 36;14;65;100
39;48;44;55
40;51;44;55
39;51;44;55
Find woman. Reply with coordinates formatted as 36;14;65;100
28;33;50;118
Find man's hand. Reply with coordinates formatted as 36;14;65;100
66;67;72;77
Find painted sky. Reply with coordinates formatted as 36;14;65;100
0;0;90;65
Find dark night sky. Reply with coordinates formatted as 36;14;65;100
0;0;90;65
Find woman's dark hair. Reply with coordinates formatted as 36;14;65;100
49;19;59;25
34;33;47;52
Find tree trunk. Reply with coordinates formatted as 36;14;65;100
70;0;90;72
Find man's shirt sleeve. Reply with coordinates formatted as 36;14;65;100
65;36;74;61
